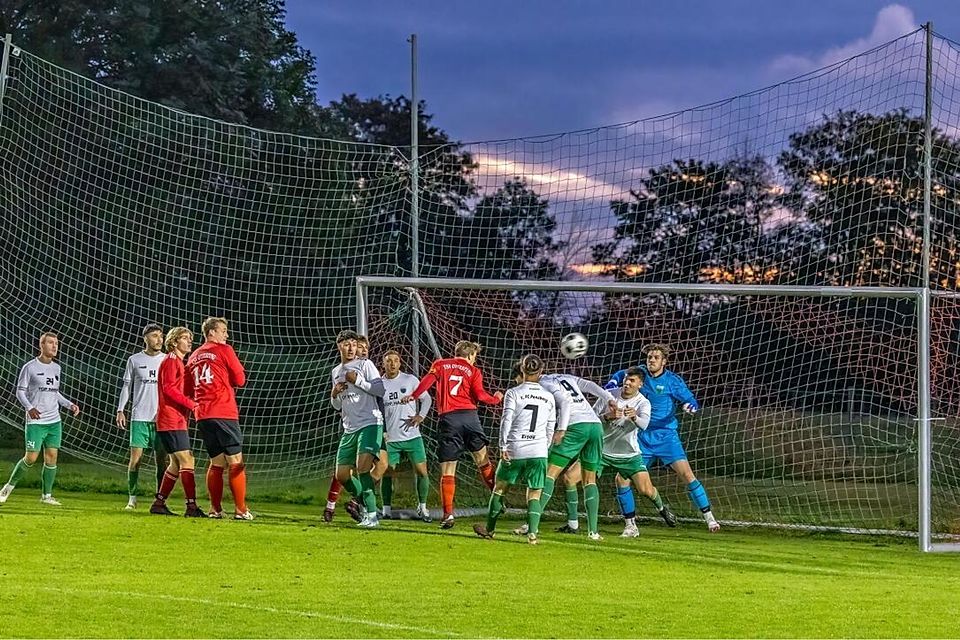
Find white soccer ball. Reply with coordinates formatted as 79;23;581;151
560;332;588;360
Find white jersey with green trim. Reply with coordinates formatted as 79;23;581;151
330;358;385;434
381;372;432;443
116;351;164;422
540;373;613;431
593;387;652;459
500;381;556;459
16;358;73;425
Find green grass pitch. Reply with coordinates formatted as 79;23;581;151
0;489;956;638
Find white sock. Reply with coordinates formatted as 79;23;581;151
419;502;428;512
42;493;50;499
567;519;579;529
626;517;636;526
325;500;336;510
382;505;391;516
704;510;716;522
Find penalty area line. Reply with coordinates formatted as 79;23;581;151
40;587;461;637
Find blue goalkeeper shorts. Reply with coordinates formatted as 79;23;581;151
639;428;687;467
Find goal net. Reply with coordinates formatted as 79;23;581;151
364;279;960;536
1;28;959;543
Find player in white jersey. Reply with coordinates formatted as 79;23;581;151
116;323;168;509
379;350;433;521
474;355;555;545
594;366;677;537
513;368;614;541
0;332;80;506
330;329;387;527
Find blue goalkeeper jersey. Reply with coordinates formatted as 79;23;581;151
604;365;698;431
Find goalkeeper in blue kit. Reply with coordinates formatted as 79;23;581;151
605;344;719;532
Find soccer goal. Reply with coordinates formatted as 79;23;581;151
358;275;960;551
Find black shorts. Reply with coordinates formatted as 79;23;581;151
198;418;243;458
157;430;191;454
437;410;488;463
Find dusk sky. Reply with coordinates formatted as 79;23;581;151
286;1;958;143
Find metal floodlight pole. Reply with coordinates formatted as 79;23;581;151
408;33;421;374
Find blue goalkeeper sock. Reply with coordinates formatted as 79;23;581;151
616;485;636;519
687;479;711;512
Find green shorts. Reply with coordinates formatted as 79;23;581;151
129;420;157;450
387;437;427;467
25;421;62;452
336;425;383;466
495;457;547;489
598;453;648;479
548;422;603;472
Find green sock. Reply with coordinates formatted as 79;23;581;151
486;493;504;532
127;468;140;496
344;475;363;499
527;498;542;535
584;483;600;534
359;472;378;514
8;458;33;486
649;488;664;511
540;476;556;512
416;475;430;504
565;487;579;524
41;464;57;495
381;475;393;507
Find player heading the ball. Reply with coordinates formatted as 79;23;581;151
403;340;503;530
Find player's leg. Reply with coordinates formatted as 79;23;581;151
197;420;226;517
631;466;676;528
218;421;250;520
333;430;366;522
579;423;604;541
179;449;205;517
354;425;382;525
543;423;591;517
323;475;342;521
524;458;548;544
464;413;495;492
670;457;719;532
151;432;184;515
39;434;61;505
381;440;402;519
474;462;516;539
437;414;465;528
126;446;144;509
651;429;718;531
410;438;431;521
559;460;582;533
613;473;636;536
153;428;167;497
1;425;46;503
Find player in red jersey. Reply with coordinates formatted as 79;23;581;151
402;340;503;529
186;317;250;520
151;326;204;517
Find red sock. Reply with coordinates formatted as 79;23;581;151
156;470;177;502
206;465;224;512
228;463;248;513
326;477;342;504
440;474;456;516
179;469;197;503
478;461;495;491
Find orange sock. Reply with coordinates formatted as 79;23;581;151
440;474;456;516
206;465;224;512
478;461;495;491
228;463;248;513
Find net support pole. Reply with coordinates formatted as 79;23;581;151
918;21;934;552
0;34;13;123
408;33;422;374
